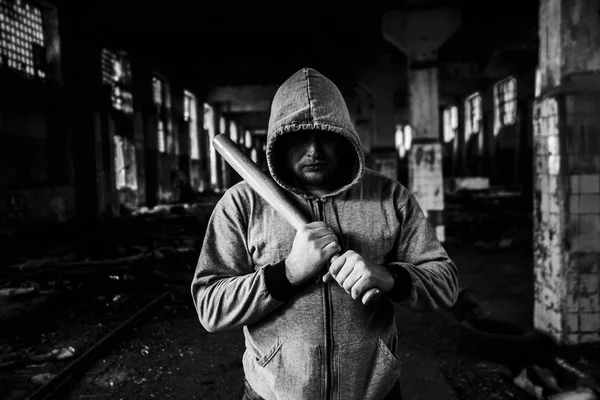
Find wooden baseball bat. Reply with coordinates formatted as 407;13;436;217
213;134;382;306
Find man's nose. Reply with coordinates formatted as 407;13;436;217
305;138;322;156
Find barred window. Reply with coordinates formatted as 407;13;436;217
0;0;45;79
153;75;170;153
152;76;163;106
101;48;133;114
493;76;517;135
465;93;482;138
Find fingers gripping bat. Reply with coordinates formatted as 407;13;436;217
213;134;382;306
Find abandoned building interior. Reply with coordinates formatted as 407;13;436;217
1;0;600;399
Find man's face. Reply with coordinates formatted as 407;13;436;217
280;131;349;191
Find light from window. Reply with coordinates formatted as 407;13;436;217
185;90;199;160
229;120;238;143
184;93;191;122
465;93;482;138
395;124;405;158
443;106;458;143
0;0;45;79
219;116;226;134
153;75;170;153
493;76;517;135
245;130;252;148
114;135;138;190
404;125;412;151
157;120;165;153
204;103;218;187
101;48;133;114
152;76;163;106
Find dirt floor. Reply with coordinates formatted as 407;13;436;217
1;191;599;400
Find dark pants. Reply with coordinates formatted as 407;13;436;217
242;378;403;400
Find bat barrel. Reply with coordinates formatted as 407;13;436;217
213;134;308;230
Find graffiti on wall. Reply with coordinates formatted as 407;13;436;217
409;143;444;214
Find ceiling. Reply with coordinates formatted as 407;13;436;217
61;0;539;91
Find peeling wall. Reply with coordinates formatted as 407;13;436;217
536;0;600;344
533;95;565;342
409;142;445;241
533;91;600;344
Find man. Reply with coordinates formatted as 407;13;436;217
191;67;458;400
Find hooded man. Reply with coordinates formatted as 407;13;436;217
191;68;459;400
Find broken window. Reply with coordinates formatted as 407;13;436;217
101;48;133;114
184;90;200;161
153;75;171;153
493;76;517;135
465;92;482;138
204;103;218;188
0;0;45;79
443;106;458;143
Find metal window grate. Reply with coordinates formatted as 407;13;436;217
0;0;45;79
496;77;517;126
101;48;133;113
465;93;482;136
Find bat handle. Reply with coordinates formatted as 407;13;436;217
328;254;382;306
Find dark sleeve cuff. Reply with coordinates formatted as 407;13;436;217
264;260;297;302
386;265;413;303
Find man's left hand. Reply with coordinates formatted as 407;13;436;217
323;251;394;300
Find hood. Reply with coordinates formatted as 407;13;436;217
266;67;365;197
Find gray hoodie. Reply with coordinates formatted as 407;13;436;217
191;68;458;400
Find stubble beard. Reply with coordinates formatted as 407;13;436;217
297;170;332;187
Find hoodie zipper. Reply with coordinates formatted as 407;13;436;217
316;198;333;400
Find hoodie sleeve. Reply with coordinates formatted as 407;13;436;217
191;190;284;332
386;194;459;311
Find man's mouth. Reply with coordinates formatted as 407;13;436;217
302;163;327;170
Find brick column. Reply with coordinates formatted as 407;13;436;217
534;0;600;344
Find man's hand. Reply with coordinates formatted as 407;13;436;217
323;251;394;300
285;221;341;286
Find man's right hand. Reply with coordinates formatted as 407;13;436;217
285;221;341;286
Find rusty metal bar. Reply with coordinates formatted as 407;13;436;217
26;291;170;400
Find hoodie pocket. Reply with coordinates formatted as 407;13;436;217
244;340;322;399
254;339;283;367
337;337;402;400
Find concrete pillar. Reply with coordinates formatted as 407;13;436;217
382;4;460;242
359;54;398;149
533;0;600;345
